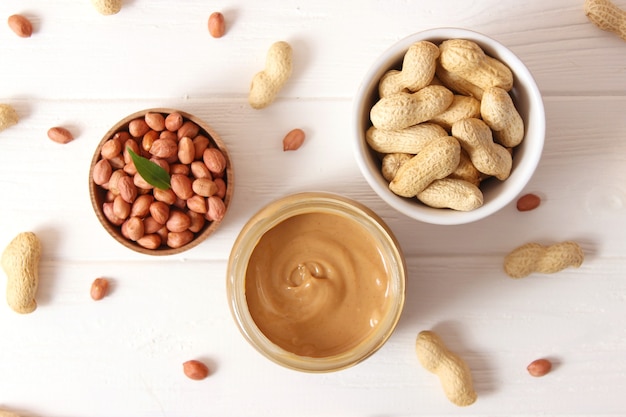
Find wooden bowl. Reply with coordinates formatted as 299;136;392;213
89;108;233;255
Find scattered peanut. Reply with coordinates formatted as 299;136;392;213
504;241;584;278
584;0;626;41
249;41;293;109
47;126;74;144
415;330;477;407
91;0;123;15
516;193;541;211
183;359;210;380
282;128;305;151
0;104;19;132
7;14;33;38
1;232;42;314
208;12;226;38
527;358;552;377
90;277;109;301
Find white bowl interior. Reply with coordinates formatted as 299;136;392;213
352;28;545;225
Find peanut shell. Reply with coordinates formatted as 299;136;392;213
0;104;19;132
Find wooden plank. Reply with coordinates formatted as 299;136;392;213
0;1;625;415
0;0;624;100
0;96;624;260
0;256;623;416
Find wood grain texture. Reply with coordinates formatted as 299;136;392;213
0;1;625;100
0;0;625;416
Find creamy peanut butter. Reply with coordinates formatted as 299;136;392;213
245;211;392;358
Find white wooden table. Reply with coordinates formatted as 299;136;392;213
1;1;625;416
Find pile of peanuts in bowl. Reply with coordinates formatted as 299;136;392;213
353;28;545;225
89;108;233;255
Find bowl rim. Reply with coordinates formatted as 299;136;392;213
226;191;407;372
352;27;546;225
88;107;234;256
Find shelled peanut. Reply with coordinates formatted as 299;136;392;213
91;111;229;250
366;39;524;211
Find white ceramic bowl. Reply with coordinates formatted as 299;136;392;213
352;28;545;225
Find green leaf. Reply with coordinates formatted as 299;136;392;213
126;147;171;190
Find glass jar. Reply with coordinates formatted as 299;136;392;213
226;192;406;372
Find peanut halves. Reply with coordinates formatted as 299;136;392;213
504;241;584;278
